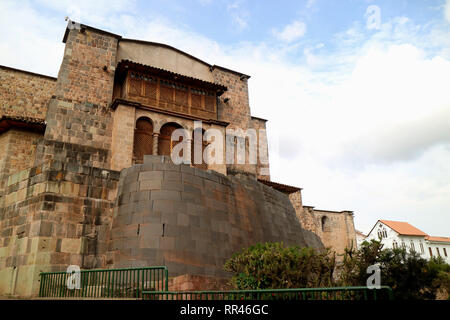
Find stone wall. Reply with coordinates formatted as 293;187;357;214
289;191;357;258
0;129;42;180
212;68;259;177
168;274;232;291
212;67;251;130
108;155;323;279
40;25;119;168
0;66;56;120
304;207;356;257
0;160;119;297
250;117;270;180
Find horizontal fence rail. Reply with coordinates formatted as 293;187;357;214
39;266;168;299
142;286;394;301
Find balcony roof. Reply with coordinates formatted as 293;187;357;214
116;60;227;95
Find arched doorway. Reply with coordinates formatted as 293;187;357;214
158;122;183;157
133;117;153;164
191;128;208;170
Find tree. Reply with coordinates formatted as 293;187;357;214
339;240;450;300
223;242;335;290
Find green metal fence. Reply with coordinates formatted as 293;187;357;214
142;286;394;301
39;266;168;298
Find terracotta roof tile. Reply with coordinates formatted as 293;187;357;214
257;179;301;194
426;236;450;243
380;220;428;236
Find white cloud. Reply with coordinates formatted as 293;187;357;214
273;21;307;43
306;0;316;9
445;0;450;22
226;1;249;31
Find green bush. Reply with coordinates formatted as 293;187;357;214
223;241;450;299
223;242;335;289
339;240;450;300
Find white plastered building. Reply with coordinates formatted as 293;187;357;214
365;220;450;263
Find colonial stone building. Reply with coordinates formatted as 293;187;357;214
0;21;356;297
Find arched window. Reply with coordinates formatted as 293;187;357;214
410;241;415;252
393;241;398;249
158;122;183;157
382;228;387;238
321;216;329;232
420;242;424;254
133;117;153;163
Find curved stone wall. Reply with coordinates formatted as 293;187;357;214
108;156;323;278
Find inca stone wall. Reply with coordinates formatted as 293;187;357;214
212;67;269;178
0;66;56;120
0;159;119;297
38;25;119;169
289;192;357;257
250;117;270;180
108;155;323;278
0;129;42;180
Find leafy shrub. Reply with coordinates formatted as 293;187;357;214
223;242;335;289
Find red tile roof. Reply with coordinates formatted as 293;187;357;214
426;236;450;243
380;220;428;236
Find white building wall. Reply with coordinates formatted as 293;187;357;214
426;241;450;264
366;221;450;263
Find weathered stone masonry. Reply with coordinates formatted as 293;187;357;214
0;160;119;296
0;21;356;297
108;156;322;278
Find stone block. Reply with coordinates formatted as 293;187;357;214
160;237;175;250
163;171;181;182
143;155;165;164
177;213;189;227
153;200;174;213
61;238;81;254
153;163;180;172
140;179;161;190
139;171;163;181
180;165;195;175
161;211;177;225
139;237;160;249
141;223;163;236
161;181;183;191
151;190;181;201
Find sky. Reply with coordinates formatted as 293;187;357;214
1;0;450;236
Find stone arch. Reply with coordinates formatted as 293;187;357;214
158;122;184;156
133;116;154;163
157;119;190;132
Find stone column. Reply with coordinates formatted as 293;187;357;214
152;133;159;155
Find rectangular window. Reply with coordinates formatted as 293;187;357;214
429;247;433;257
410;242;415;252
436;248;441;257
444;248;448;257
420;243;424;254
